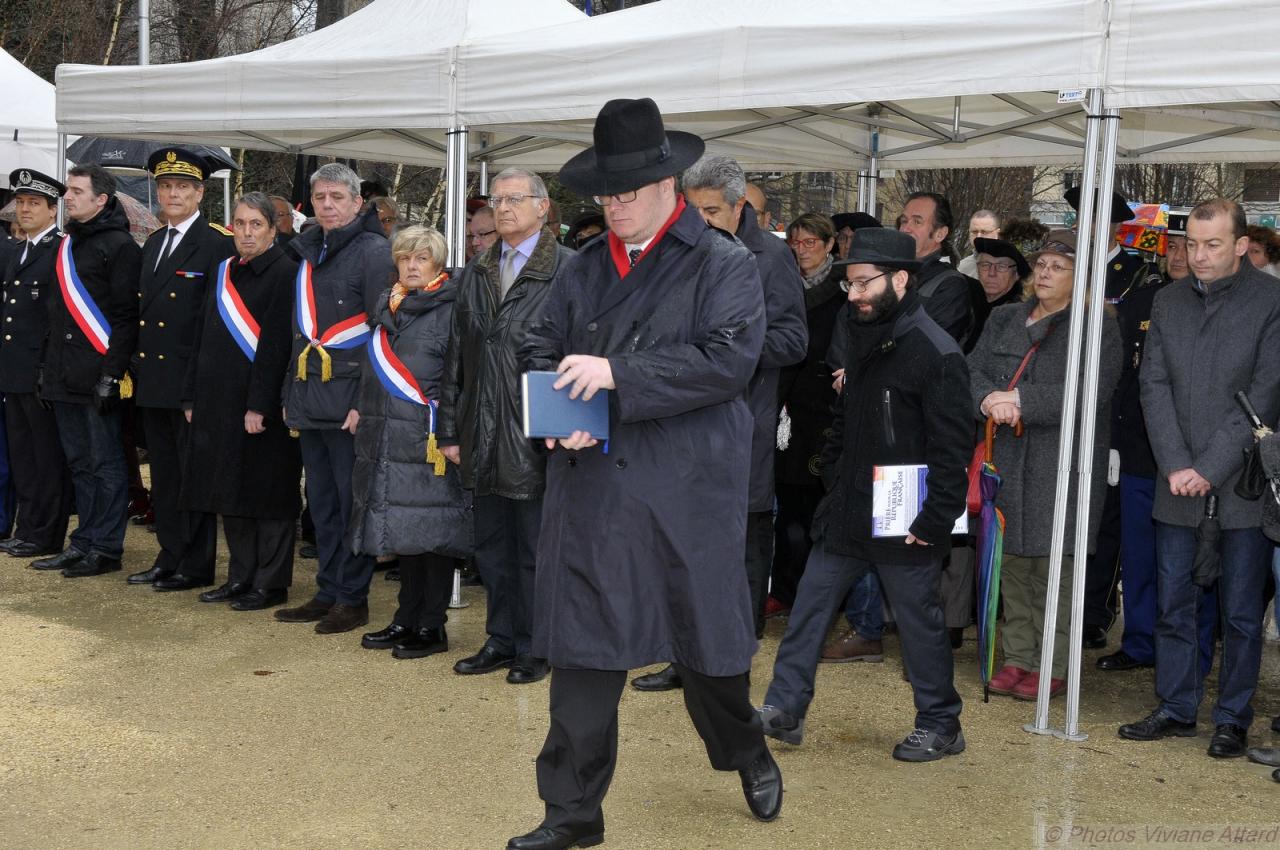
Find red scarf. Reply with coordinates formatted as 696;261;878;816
607;194;688;279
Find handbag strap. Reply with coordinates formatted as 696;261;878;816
1007;319;1058;390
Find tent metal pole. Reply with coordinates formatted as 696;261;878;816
1024;87;1103;737
138;0;150;65
222;173;231;225
479;160;489;196
444;125;468;267
56;132;68;228
1058;101;1121;742
866;128;880;214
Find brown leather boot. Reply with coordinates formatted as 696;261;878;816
314;602;370;634
820;629;884;663
273;596;333;623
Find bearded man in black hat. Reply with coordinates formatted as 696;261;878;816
124;148;233;592
757;228;973;763
0;169;70;557
513;98;780;850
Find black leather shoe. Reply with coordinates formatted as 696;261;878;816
739;748;783;822
1208;723;1248;758
153;574;214;592
1082;625;1108;649
949;627;965;649
199;581;252;603
62;552;121;578
0;537;23;553
453;645;516;675
631;664;683;691
127;565;174;585
1272;715;1280;735
7;541;62;558
1118;710;1197;741
384;567;400;582
1247;746;1280;767
393;627;449;659
32;548;85;571
507;656;549;684
506;823;604;850
298;544;318;559
230;588;288;611
1096;650;1153;671
362;623;411;650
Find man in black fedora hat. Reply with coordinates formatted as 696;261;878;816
513;98;780;850
757;227;972;763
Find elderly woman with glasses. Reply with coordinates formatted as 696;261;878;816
966;230;1122;700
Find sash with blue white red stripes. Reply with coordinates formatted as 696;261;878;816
367;324;446;476
55;235;111;355
215;258;260;361
294;260;371;382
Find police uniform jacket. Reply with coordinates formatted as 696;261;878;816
133;214;233;408
1112;282;1163;478
0;227;62;393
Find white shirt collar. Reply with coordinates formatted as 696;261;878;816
168;210;201;237
624;236;654;255
27;224;58;245
1107;244;1121;262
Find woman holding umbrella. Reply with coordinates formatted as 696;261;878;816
966;230;1123;700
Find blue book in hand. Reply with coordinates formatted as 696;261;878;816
522;370;610;440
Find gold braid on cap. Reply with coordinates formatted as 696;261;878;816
152;159;204;180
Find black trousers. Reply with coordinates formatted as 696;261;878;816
392;551;455;629
537;666;765;831
299;428;375;606
139;407;216;580
1084;482;1122;632
223;516;294;590
744;510;775;633
5;392;71;549
473;494;541;657
771;481;824;606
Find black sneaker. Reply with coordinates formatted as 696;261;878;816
892;728;966;762
1118;710;1197;741
755;704;804;745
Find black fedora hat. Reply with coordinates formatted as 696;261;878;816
834;228;921;270
1064;185;1133;224
972;237;1031;279
832;211;882;232
559;98;705;197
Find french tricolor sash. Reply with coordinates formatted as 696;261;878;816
367;325;446;476
216;258;261;362
294;260;371;382
55;236;111;355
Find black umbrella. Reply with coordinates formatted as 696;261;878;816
67;137;238;172
1192;493;1221;588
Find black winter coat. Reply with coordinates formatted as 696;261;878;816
776;265;844;487
133;215;234;409
1;227;62;393
283;207;394;429
42;198;141;403
737;204;808;511
815;290;973;565
180;246;300;519
439;228;572;499
915;251;974;344
520;201;766;676
349;282;472;559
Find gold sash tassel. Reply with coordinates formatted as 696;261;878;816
296;342;333;383
426;433;446;477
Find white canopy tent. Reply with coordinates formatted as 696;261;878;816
1;47;61;187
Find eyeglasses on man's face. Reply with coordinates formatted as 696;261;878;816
593;190;638;206
846;271;889;293
976;261;1017;274
490;194;535;208
468;229;496;242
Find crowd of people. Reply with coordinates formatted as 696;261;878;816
5;96;1280;848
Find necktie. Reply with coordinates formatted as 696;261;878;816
318;241;328;264
155;227;178;271
628;248;643;268
21;240;34;265
499;248;519;300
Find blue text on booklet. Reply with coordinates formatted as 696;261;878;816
521;370;611;440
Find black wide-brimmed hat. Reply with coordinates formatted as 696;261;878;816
8;168;65;201
1167;207;1191;237
834;228;921;270
1064;185;1133;224
147;146;210;182
832;211;882;232
559;98;705;197
972;237;1031;278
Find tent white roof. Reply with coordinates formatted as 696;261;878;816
1;47;60;188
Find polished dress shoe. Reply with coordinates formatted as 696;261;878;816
453;644;516;675
739;748;783;821
230;588;287;611
7;541;61;558
62;552;121;578
384;567;400;582
1096;650;1152;671
1207;723;1248;758
1118;710;1197;741
1247;746;1280;767
507;656;550;684
0;537;23;553
1082;625;1108;649
819;631;884;663
892;727;967;762
631;664;683;690
362;622;411;650
506;823;604;850
274;596;333;623
127;565;174;585
314;603;369;634
393;626;449;659
199;581;252;603
298;544;318;559
949;626;965;649
32;548;85;571
153;574;214;592
130;507;155;526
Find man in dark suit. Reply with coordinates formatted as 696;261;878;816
125;148;233;592
0;169;68;557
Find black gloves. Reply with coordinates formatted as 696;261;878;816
93;375;121;415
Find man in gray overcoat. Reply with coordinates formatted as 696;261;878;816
510;99;781;850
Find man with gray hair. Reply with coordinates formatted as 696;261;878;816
439;167;575;685
630;154;808;693
956;209;1000;277
274;162;395;634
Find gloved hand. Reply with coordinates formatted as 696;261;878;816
93;375;121;415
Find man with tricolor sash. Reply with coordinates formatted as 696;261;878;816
126;148;234;593
275;162;395;635
33;164;140;578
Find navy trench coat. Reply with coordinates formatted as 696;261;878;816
520;201;766;676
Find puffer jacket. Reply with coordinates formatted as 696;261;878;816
348;281;472;559
438;227;574;499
